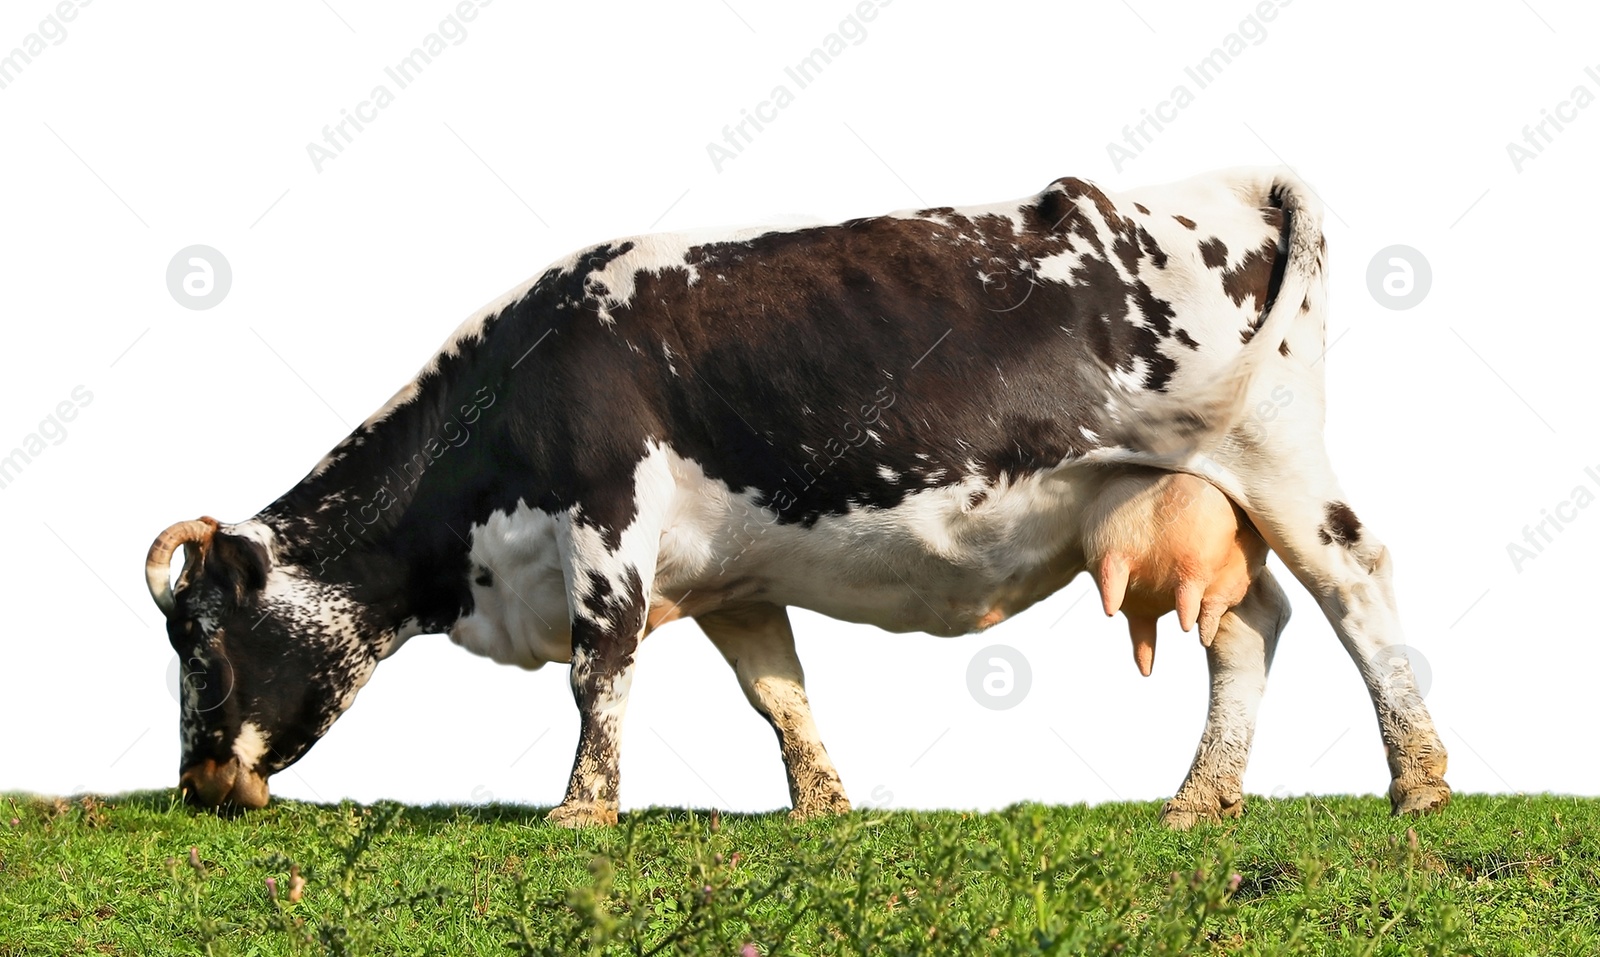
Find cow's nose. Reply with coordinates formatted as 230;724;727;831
180;756;238;806
180;757;271;809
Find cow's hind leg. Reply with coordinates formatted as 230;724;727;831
696;603;851;820
1235;444;1449;816
1162;566;1290;829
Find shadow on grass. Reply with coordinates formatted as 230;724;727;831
399;802;795;830
9;788;801;832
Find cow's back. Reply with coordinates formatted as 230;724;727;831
478;169;1303;526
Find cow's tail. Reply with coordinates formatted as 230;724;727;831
1102;167;1325;464
1242;168;1325;374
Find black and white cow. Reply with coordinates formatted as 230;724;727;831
146;167;1450;827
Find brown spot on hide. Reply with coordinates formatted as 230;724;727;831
1220;240;1279;309
1318;501;1362;547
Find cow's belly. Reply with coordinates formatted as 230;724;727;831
652;454;1102;637
450;453;1108;667
715;532;1088;637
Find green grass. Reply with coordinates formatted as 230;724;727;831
1;792;1596;955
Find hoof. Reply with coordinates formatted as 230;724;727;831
547;802;618;828
1160;803;1212;831
1390;779;1451;817
1160;792;1244;830
788;791;852;822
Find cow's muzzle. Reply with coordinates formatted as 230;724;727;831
180;757;270;809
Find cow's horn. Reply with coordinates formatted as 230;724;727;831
146;517;220;617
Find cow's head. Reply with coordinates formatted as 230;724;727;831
146;517;380;809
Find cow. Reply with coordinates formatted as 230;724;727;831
145;166;1450;828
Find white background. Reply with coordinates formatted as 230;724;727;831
2;0;1597;815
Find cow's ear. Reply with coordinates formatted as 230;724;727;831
204;532;270;606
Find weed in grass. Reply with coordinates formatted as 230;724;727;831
492;808;1272;955
496;808;853;955
167;801;447;956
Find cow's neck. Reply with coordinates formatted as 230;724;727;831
259;359;505;633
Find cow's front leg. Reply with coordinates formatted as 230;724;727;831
548;617;638;828
1162;566;1290;829
547;505;662;829
696;603;850;820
